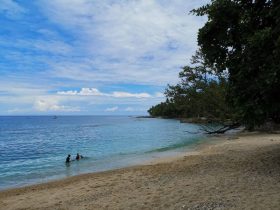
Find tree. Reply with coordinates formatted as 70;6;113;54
148;49;233;122
148;100;180;118
192;0;280;129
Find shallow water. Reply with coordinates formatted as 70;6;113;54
0;116;205;190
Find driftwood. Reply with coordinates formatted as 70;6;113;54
199;123;241;134
185;123;241;135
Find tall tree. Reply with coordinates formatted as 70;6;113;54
148;49;232;122
192;0;280;129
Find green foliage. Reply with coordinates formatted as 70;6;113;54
192;0;280;129
148;50;233;121
149;1;280;129
148;100;180;118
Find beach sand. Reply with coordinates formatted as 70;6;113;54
0;132;279;210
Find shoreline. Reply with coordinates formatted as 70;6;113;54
0;132;208;191
0;133;215;192
1;132;279;209
0;134;208;192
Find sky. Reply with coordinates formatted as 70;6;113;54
0;0;209;115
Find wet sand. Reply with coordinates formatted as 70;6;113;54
0;132;279;210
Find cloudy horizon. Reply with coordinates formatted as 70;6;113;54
0;0;209;115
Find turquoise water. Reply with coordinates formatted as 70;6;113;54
0;116;204;190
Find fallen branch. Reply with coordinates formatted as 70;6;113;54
200;123;241;134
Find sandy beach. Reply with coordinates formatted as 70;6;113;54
0;132;279;210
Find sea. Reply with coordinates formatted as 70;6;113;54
0;116;206;190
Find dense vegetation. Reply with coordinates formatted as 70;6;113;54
148;50;233;122
149;0;280;129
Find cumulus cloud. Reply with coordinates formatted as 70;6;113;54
57;88;105;96
34;99;80;112
105;106;118;112
57;88;152;98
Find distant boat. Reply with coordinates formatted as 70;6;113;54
53;116;57;119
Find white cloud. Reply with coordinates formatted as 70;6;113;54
57;88;151;98
58;88;105;96
34;99;80;112
155;92;165;98
105;106;118;112
0;0;210;114
111;92;151;98
79;88;104;96
38;0;208;85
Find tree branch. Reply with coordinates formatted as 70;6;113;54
200;123;241;134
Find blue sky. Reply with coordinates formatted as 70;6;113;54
0;0;208;115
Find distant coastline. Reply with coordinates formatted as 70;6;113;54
135;115;155;118
137;115;225;124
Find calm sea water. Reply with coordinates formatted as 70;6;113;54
0;116;205;190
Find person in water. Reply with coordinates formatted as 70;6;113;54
66;154;71;163
76;153;83;160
